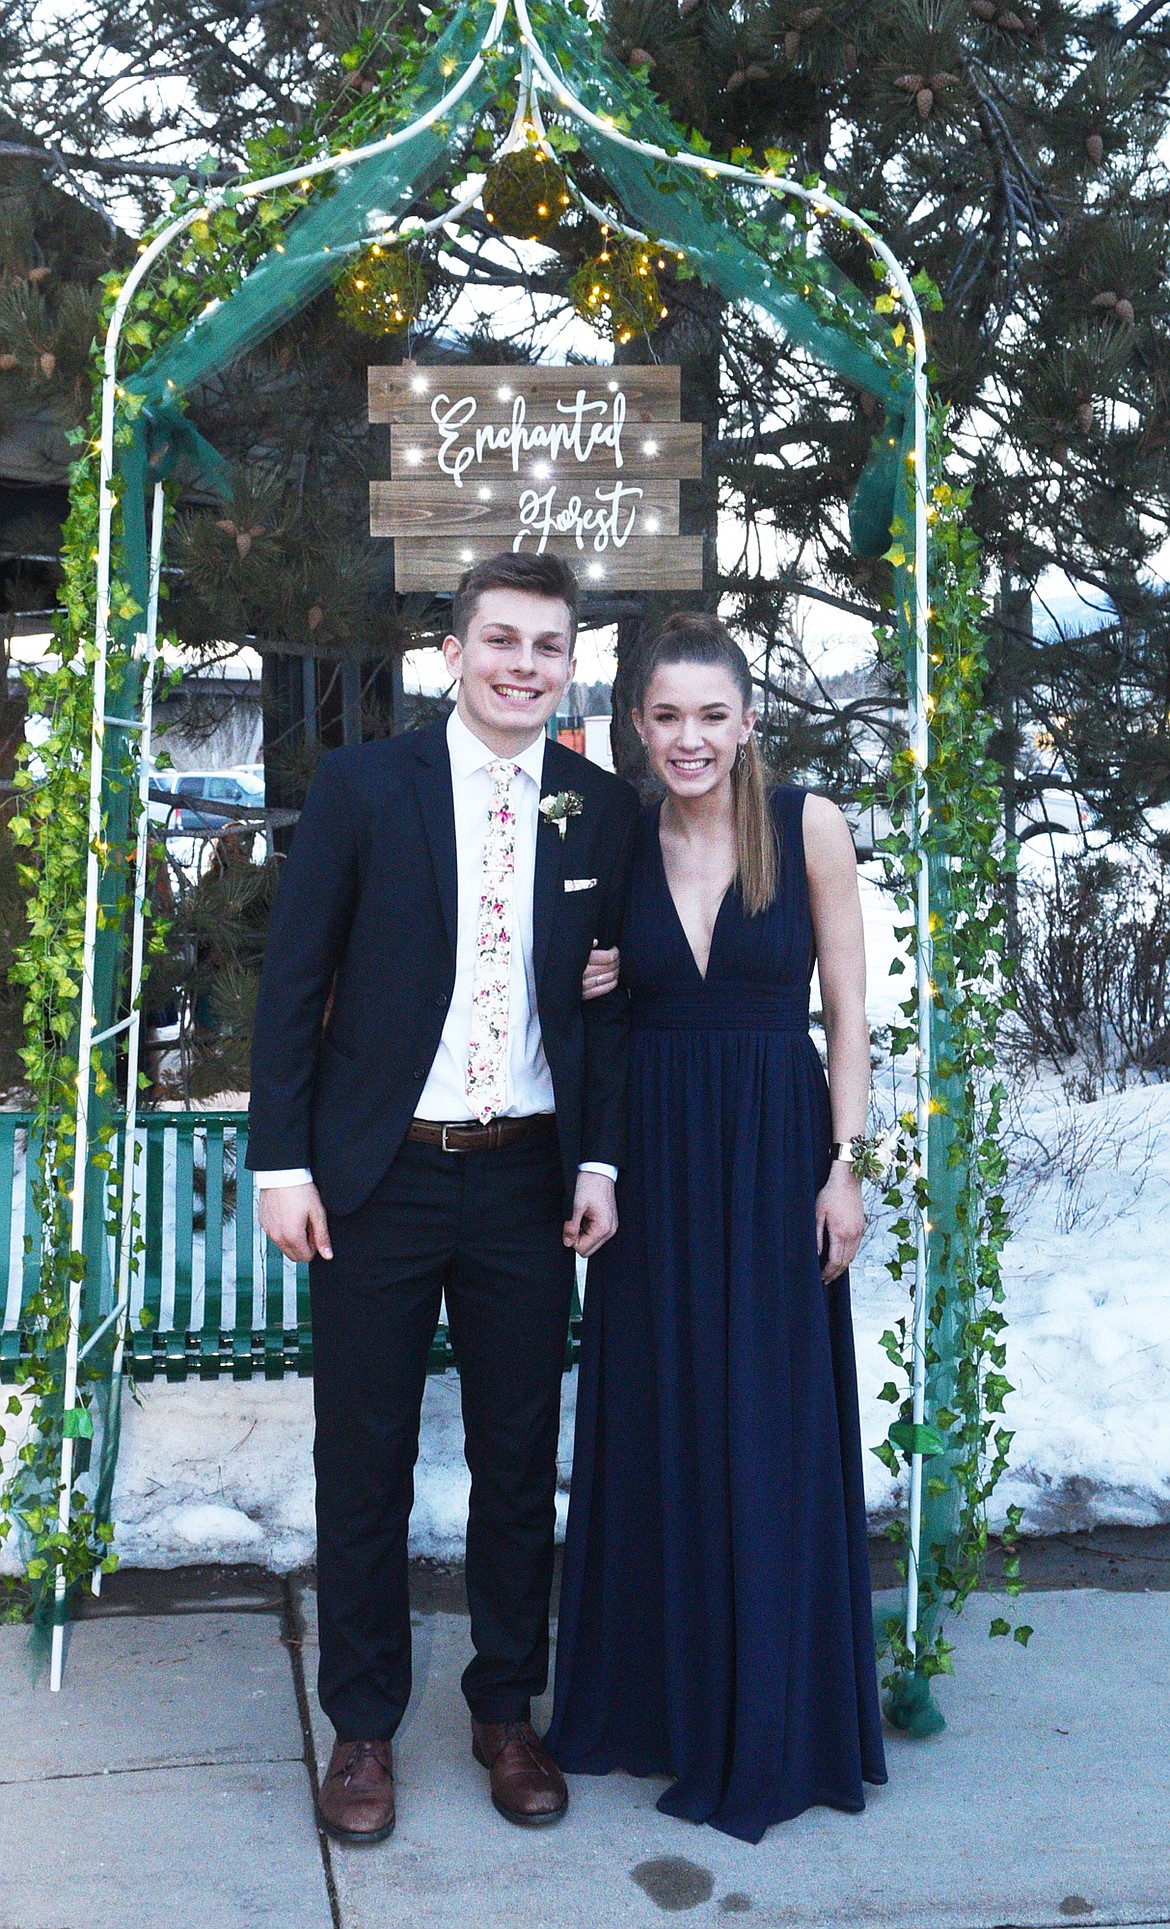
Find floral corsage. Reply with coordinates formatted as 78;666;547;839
832;1129;902;1182
539;790;584;839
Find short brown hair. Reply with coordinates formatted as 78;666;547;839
451;550;580;648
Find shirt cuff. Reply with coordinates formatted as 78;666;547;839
254;1168;314;1190
578;1161;618;1183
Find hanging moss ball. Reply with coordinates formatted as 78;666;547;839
568;235;670;345
482;146;571;243
335;244;429;335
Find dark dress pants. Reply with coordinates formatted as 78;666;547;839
310;1132;575;1741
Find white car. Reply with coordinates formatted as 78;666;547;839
153;767;267;874
169;769;264;830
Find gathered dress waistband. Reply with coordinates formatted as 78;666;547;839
631;984;811;1033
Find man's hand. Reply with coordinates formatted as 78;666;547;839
563;1171;618;1257
259;1181;333;1263
815;1164;865;1283
581;943;620;1001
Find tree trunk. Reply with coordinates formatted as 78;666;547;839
988;578;1032;953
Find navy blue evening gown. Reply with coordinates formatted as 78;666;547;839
547;787;887;1844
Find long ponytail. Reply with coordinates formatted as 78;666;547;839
634;613;779;915
732;732;778;916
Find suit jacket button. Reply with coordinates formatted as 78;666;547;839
435;993;446;1006
413;1066;426;1081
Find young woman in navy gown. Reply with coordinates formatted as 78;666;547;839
548;613;887;1844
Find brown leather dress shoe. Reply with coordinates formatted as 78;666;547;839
317;1738;396;1845
471;1717;568;1826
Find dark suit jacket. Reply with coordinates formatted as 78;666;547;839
246;720;640;1217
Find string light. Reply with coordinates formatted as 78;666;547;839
336;244;429;334
568;228;673;343
482;146;569;242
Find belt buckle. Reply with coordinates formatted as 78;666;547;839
440;1123;467;1153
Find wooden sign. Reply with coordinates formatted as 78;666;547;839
369;362;703;592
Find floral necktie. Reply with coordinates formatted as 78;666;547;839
466;760;520;1123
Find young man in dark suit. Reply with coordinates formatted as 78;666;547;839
247;551;637;1842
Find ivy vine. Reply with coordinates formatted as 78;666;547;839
869;410;1023;1690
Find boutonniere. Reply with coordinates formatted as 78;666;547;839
539;790;584;840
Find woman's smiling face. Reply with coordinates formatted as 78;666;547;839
634;660;755;800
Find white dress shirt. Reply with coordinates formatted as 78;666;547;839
256;707;616;1189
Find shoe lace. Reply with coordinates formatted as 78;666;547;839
333;1738;390;1784
496;1721;549;1775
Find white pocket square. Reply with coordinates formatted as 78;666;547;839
563;877;597;893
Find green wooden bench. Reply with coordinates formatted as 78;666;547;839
1;1110;583;1385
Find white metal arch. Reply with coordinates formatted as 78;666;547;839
54;0;934;1691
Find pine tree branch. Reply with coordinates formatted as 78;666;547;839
0;139;239;184
178;13;304;120
1115;0;1170;46
722;573;882;624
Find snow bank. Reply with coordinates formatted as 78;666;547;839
3;858;1166;1570
0;1079;1134;1571
96;1365;575;1571
852;1079;1170;1537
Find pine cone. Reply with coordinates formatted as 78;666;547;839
307;605;324;631
972;1;998;18
1000;10;1026;27
215;518;265;557
895;73;925;91
38;351;56;378
725;67;747;91
0;353;17;371
916;86;934;117
25;266;50;285
1075;402;1093;433
842;39;857;67
629;47;656;67
1085;133;1104;165
745;61;770;78
679;0;701;14
796;6;823;24
784;29;802;57
1090;290;1118;308
1115;298;1135;325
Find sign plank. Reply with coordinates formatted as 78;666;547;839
391;535;704;592
370;361;681;424
388;420;702;481
371;477;680;539
370;362;702;591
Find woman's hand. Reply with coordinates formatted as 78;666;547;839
815;1163;866;1283
582;943;620;1001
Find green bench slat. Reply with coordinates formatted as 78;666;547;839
1;1111;583;1382
200;1124;225;1381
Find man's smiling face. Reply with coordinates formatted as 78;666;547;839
443;586;576;756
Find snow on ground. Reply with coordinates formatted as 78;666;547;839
4;860;1168;1572
59;1075;1167;1572
852;1078;1170;1538
79;1367;578;1571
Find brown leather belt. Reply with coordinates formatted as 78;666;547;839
407;1115;558;1153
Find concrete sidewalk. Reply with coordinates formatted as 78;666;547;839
1;1561;1167;1929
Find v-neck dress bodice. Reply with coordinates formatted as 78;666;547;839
547;786;886;1844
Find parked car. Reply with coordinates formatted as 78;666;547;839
151;766;267;876
171;769;264;831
